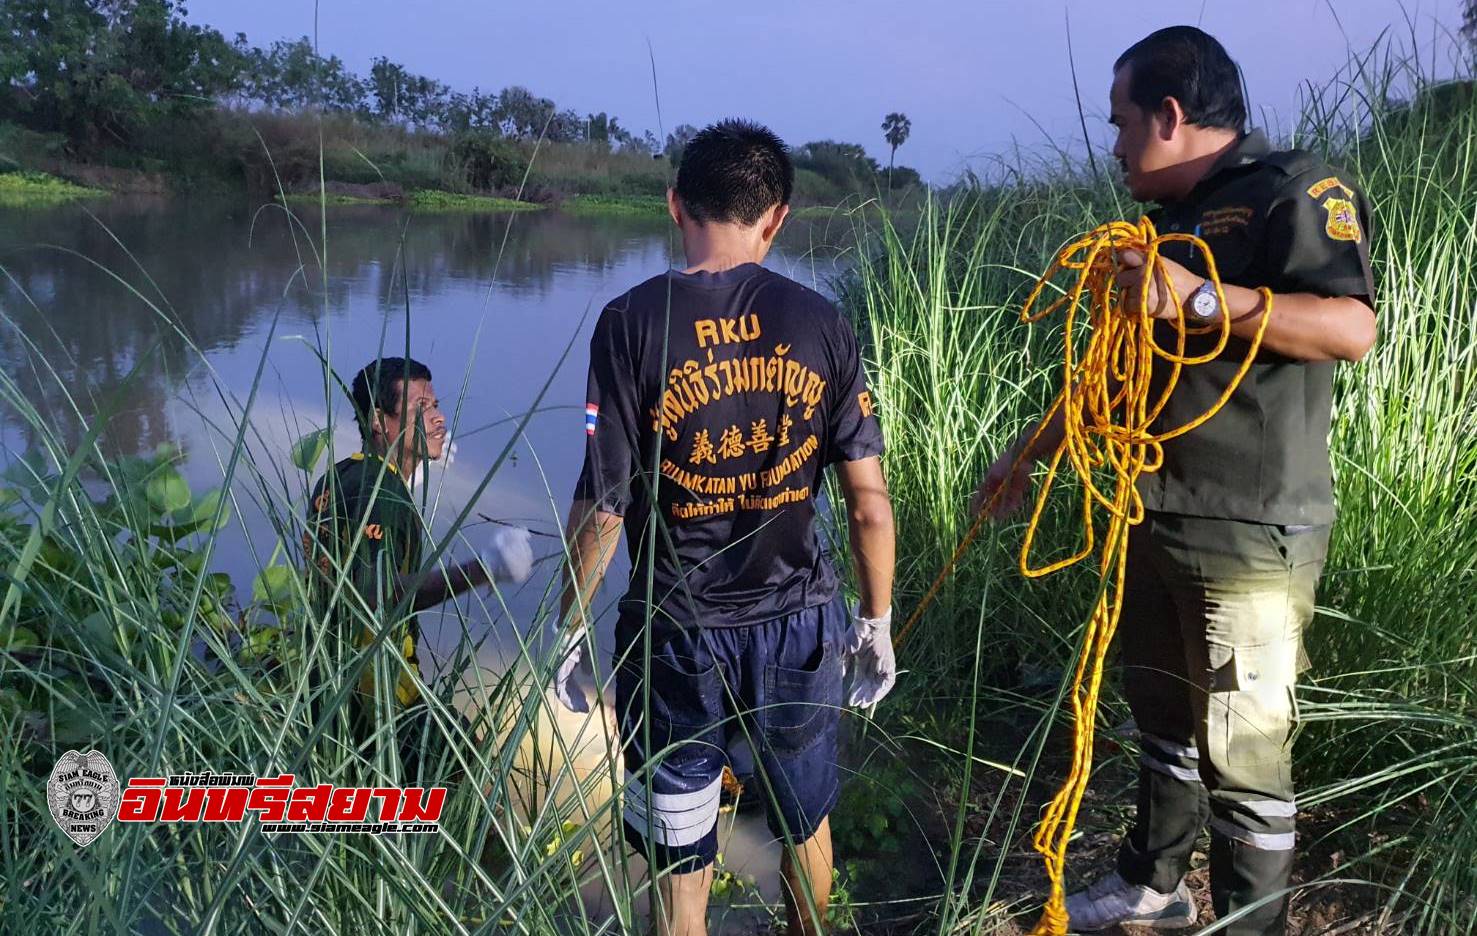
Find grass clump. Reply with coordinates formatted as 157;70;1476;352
408;190;543;212
0;170;108;206
276;191;397;207
560;194;668;217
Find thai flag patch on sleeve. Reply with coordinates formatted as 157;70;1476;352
585;403;599;436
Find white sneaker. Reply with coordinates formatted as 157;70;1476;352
1064;871;1197;931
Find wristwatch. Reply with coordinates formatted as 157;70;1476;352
1186;280;1221;324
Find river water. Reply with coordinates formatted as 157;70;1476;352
0;196;853;928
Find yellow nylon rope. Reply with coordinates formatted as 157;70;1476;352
890;217;1273;935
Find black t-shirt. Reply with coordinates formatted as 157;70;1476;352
1141;130;1376;525
305;453;425;705
574;263;884;629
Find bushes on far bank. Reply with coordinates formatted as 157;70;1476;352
0;170;107;206
0;105;918;209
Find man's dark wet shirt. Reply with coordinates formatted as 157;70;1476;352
305;452;424;704
575;263;884;629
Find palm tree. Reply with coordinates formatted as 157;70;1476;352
882;112;912;191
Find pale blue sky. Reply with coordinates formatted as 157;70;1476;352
188;0;1464;181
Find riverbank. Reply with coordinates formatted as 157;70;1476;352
0;113;916;220
0;169;109;207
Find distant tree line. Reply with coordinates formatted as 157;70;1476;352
0;0;920;197
0;0;656;149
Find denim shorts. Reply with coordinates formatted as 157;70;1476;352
613;596;849;873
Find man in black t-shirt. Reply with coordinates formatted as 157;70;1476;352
974;29;1376;936
552;121;896;936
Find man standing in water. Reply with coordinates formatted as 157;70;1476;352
305;356;534;773
551;121;897;936
974;27;1376;935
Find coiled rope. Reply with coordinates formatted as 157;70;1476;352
891;217;1272;935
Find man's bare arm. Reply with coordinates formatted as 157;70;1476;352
558;499;624;631
835;456;895;619
1216;287;1376;362
397;560;488;613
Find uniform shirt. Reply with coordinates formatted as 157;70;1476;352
305;452;424;705
1141;129;1376;525
575;263;884;629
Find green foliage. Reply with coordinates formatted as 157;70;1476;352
0;0;243;143
408;190;542;212
0;444;259;758
251;565;296;612
290;429;332;473
663;123;698;166
794;139;925;204
0;170;106;205
445;131;527;192
367;56;449;126
243;36;367;114
832;757;918;860
0;3;907;205
561;194;667;217
882;111;912;179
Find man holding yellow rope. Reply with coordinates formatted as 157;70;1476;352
975;27;1376;935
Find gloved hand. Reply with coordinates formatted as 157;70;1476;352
552;625;591;714
481;525;534;584
844;606;897;709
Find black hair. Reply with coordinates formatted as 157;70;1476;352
674;119;794;225
1114;26;1247;132
350;356;431;441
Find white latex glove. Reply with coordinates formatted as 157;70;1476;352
553;625;592;714
845;607;897;709
481;525;533;584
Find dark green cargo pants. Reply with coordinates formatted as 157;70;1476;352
1115;512;1330;936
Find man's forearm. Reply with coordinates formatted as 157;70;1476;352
399;560;488;613
849;498;895;620
1215;283;1375;362
559;500;622;632
850;510;892;620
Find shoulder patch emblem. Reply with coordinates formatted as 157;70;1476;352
1306;176;1353;199
857;390;875;419
1322;197;1362;243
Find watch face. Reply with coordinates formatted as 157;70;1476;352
1191;288;1218;321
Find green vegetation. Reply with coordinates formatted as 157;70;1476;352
277;191;397;207
0;1;921;209
560;194;668;217
407;190;543;212
0;170;107;206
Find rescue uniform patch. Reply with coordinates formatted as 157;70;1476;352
1305;176;1353;200
1322;197;1362;243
